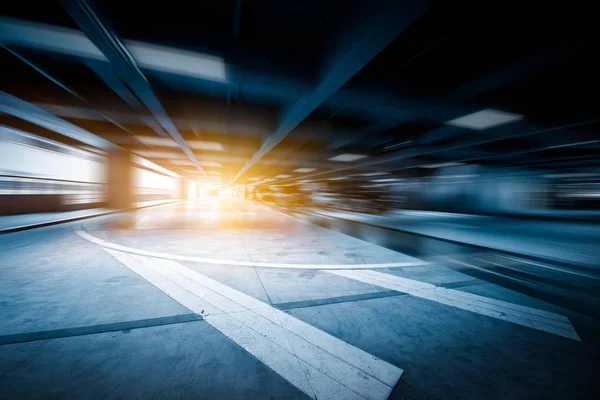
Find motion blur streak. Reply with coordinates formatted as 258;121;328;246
1;1;599;400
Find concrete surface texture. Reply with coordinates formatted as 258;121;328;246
312;208;600;267
1;198;599;399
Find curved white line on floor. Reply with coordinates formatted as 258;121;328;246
76;229;426;270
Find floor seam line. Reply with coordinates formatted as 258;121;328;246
0;314;203;346
253;267;274;306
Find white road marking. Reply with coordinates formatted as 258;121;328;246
236;210;255;215
327;269;580;341
105;248;404;400
77;229;426;270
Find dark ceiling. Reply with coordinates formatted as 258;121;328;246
1;0;598;188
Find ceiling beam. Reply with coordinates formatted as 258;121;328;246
1;45;133;135
0;16;474;125
0;91;117;150
58;0;208;177
357;43;583;137
271;118;600;183
227;0;432;185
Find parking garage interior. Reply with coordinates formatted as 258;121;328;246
1;1;599;399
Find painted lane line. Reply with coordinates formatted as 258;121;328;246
327;270;580;341
77;229;425;270
106;249;232;316
105;249;404;400
134;253;403;389
356;270;571;323
337;270;577;336
236;210;255;215
333;269;579;340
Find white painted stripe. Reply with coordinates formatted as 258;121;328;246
328;270;580;341
77;229;425;270
105;249;404;399
357;270;570;323
105;249;219;315
135;254;402;388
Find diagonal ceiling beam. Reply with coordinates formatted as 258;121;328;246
1;45;133;135
227;0;431;186
271;117;600;183
58;0;208;177
0;90;117;150
357;43;584;138
0;16;472;125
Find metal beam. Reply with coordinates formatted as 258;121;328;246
0;91;117;150
31;103;271;138
228;0;432;185
1;45;133;135
0;16;474;125
83;58;145;111
357;43;583;136
57;0;207;176
271;118;600;183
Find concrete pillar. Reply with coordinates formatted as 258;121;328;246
107;150;132;209
179;178;188;200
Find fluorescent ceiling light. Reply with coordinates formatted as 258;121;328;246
199;161;222;167
0;19;227;83
275;174;292;178
544;173;600;178
0;18;106;60
135;150;185;159
423;162;464;169
446;109;522;130
247;177;261;181
188;140;224;151
298;180;313;183
359;172;389;177
327;177;348;181
135;136;177;147
293;168;317;173
372;178;401;183
130;155;180;177
127;41;227;82
436;174;478;179
384;140;412;150
328;153;368;162
170;160;195;165
207;171;221;176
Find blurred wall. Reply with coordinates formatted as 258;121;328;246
0;126;106;215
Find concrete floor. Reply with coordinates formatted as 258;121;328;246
1;198;599;399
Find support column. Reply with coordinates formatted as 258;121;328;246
107;150;132;209
178;178;189;200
